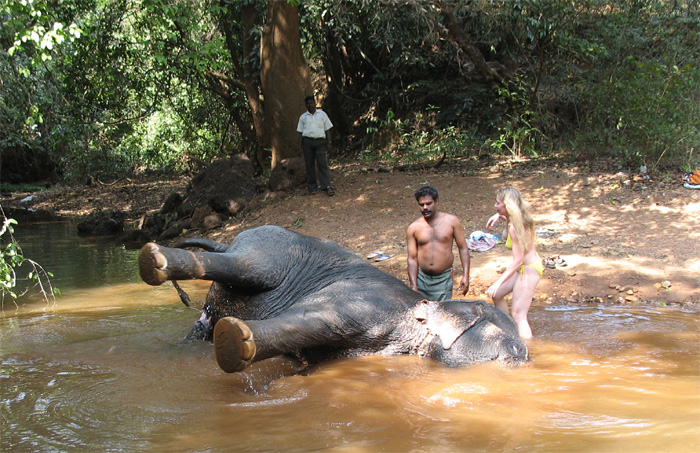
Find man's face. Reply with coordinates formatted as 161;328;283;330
417;195;437;219
305;99;316;113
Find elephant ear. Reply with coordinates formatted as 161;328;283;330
413;300;484;349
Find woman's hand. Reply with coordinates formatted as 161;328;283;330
486;213;502;229
487;281;501;300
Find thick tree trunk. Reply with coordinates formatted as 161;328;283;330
260;0;312;169
439;4;503;87
217;2;269;172
242;4;269;169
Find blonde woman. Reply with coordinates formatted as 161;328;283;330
485;186;542;339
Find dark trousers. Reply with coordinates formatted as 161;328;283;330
302;137;331;192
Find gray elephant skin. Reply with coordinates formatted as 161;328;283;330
138;225;528;373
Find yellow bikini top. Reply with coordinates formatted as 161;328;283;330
505;233;512;250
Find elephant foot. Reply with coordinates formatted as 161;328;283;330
138;242;169;286
214;317;257;373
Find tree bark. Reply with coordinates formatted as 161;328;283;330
217;1;269;172
260;0;312;169
438;2;504;87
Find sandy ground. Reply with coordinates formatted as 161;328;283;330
7;159;699;307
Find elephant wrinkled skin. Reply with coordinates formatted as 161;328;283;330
138;225;528;373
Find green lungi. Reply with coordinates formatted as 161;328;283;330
417;267;453;301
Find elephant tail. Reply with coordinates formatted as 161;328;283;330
173;237;228;252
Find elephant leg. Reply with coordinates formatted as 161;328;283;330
139;243;206;286
213;309;352;373
138;242;278;288
214;317;257;373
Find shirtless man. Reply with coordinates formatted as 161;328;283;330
406;185;470;301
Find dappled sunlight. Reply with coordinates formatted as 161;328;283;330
173;164;696;305
650;200;700;215
560;254;697;281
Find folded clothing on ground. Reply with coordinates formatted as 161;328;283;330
467;231;497;252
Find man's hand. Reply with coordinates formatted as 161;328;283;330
457;279;469;296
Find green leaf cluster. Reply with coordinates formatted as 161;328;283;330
1;0;698;183
0;207;59;310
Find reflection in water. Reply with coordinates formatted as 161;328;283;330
2;208;141;292
1;215;699;451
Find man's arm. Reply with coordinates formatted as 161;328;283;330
406;224;419;292
452;217;471;295
298;132;303;156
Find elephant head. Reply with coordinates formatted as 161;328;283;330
413;299;528;366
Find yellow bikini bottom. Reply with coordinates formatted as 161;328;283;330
520;254;544;277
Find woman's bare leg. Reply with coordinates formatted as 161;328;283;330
491;272;517;314
511;266;540;339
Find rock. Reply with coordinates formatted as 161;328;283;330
201;213;223;231
178;156;256;218
77;209;125;236
161;192;184;215
157;218;191;241
268;157;307;192
209;195;247;217
120;228;155;249
191;205;214;230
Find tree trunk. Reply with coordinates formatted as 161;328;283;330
260;0;312;169
217;2;269;172
438;3;504;87
242;4;269;169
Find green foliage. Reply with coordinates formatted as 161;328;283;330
564;1;700;167
360;105;483;165
0;207;59;310
4;0;82;65
491;75;547;158
577;59;699;167
0;183;47;193
2;0;699;181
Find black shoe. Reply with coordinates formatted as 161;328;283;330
326;187;335;196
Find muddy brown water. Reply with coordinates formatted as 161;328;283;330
1;213;698;451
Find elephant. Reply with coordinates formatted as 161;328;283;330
138;225;528;373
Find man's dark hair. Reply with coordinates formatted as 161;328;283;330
415;185;438;201
304;95;315;103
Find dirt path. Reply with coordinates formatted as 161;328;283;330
7;160;699;307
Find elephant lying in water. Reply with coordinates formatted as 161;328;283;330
138;225;528;373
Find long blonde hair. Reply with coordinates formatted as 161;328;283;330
497;186;535;253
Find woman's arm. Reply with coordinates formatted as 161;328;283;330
486;213;506;229
487;224;525;299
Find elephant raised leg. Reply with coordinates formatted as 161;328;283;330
138;242;280;289
212;308;361;373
